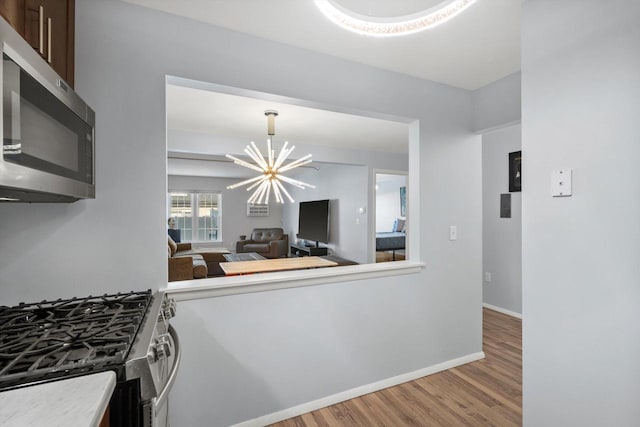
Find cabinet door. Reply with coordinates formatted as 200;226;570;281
42;0;68;81
0;0;26;35
23;0;74;86
6;0;74;86
24;0;44;55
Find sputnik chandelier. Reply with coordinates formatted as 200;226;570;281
226;111;315;204
314;0;477;37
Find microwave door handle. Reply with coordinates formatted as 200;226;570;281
155;324;181;410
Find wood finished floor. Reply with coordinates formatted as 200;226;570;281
269;308;522;427
375;251;406;263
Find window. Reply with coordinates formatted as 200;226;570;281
169;192;221;242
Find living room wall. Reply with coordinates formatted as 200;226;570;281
168;175;284;250
281;163;369;264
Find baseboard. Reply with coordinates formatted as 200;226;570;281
483;303;522;319
230;351;485;427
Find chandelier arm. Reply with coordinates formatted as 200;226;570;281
278;174;316;189
244;147;267;172
278;156;313;173
247;186;260;204
255;181;265;204
248;181;267;204
274;180;295;203
246;176;269;192
273;141;289;169
265;181;271;204
273;141;296;170
245;144;270;171
257;180;270;204
250;141;269;170
226;174;265;190
272;181;284;203
226;154;265;173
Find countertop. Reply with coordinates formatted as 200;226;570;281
0;371;116;427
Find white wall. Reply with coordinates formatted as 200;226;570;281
0;1;483;426
168;175;284;250
281;163;369;264
482;125;521;315
522;1;640;425
472;71;521;133
376;175;407;232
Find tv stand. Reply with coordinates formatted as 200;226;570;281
290;243;328;257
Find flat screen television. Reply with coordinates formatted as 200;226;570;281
297;199;330;246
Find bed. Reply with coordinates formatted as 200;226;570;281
375;231;405;260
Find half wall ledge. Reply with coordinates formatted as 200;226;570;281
162;261;425;301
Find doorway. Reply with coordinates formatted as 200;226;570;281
374;171;407;263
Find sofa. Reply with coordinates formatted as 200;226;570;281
235;228;288;259
168;236;230;281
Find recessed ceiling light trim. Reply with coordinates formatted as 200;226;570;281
314;0;477;37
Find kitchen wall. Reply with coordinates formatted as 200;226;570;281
281;163;369;264
168;175;284;250
376;175;407;232
1;1;482;426
471;71;521;132
482;125;522;315
522;1;640;425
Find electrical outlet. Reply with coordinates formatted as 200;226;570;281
484;272;492;283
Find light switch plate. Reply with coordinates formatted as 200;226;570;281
449;225;457;241
551;169;572;197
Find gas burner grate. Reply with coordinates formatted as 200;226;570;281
0;290;152;388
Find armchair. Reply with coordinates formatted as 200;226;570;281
236;228;289;259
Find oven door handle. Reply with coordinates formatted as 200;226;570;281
155;324;181;410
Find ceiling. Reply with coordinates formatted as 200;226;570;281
167;85;409;155
122;0;521;90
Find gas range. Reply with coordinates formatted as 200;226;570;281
0;290;179;427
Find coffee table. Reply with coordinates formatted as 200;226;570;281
219;256;338;276
223;252;266;262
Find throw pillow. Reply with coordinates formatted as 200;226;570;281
394;218;406;233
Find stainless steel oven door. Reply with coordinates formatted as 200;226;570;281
143;324;181;427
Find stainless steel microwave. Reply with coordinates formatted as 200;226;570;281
0;18;95;202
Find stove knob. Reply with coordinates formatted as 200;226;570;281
155;333;172;360
162;298;177;320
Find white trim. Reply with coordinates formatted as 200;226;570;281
163;261;425;301
473;119;521;135
230;351;485;427
483;303;522;319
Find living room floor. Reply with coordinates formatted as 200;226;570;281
375;250;406;263
270;308;522;426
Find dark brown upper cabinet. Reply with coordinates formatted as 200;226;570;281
1;0;74;87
